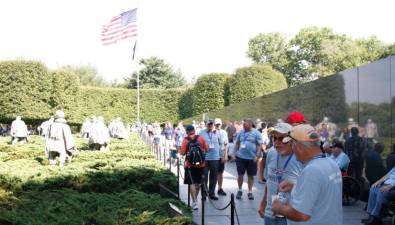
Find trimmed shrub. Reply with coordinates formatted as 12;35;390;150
228;64;287;104
0;60;53;123
191;73;231;115
179;88;194;119
49;70;81;114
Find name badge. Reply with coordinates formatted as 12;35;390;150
241;142;246;149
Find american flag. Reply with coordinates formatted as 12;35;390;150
101;8;138;45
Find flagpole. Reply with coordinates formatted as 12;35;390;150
137;57;140;123
133;40;140;123
136;2;140;123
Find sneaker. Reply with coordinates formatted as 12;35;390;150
217;189;227;196
361;216;373;223
209;195;219;200
192;202;198;210
236;191;242;199
248;193;254;200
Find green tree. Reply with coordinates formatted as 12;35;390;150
247;27;394;86
247;32;289;72
381;43;395;58
127;57;186;89
356;36;388;62
60;64;107;87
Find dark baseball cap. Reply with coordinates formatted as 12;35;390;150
206;119;214;125
186;125;195;133
330;142;344;150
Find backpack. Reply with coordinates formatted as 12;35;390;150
186;135;205;166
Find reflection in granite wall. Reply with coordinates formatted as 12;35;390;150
185;56;395;154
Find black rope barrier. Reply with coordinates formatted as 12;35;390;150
139;132;240;225
201;179;232;211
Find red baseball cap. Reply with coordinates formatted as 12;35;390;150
286;112;307;125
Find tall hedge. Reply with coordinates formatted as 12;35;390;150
228;64;288;104
68;87;185;124
0;60;53;123
191;73;231;115
50;70;81;113
179;88;194;119
0;60;187;125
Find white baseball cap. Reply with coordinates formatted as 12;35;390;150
214;118;222;125
272;122;292;134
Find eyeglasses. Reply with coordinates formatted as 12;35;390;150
273;136;285;142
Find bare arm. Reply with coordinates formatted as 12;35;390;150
272;201;310;222
373;174;389;187
258;185;268;217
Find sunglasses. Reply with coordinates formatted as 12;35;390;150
273;136;285;142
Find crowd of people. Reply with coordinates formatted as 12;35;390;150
138;112;393;225
4;110;395;224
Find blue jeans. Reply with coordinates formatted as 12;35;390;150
367;185;395;217
264;216;287;225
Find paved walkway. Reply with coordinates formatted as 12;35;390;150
167;159;377;225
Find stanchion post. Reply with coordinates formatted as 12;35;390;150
230;193;235;225
163;148;166;166
201;182;205;225
169;151;172;170
187;184;191;207
177;158;180;199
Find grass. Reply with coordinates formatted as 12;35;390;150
0;134;192;225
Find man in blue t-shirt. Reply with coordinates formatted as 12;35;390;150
272;124;343;225
200;119;223;200
231;118;263;200
329;141;350;173
259;122;303;225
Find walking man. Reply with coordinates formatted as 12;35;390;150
200;119;223;200
232;118;263;200
215;118;228;196
180;125;208;210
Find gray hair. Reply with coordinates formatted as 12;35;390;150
298;140;321;149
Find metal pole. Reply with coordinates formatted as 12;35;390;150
177;158;180;199
136;65;140;123
230;193;235;225
169;151;172;170
163;147;166;166
201;182;205;225
187;184;191;207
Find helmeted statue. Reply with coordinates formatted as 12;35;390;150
45;110;76;166
10;116;28;145
89;116;110;151
40;117;54;138
80;118;90;138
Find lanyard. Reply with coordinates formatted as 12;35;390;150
208;130;216;143
242;131;251;142
276;153;293;183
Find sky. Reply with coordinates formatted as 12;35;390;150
1;0;394;82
